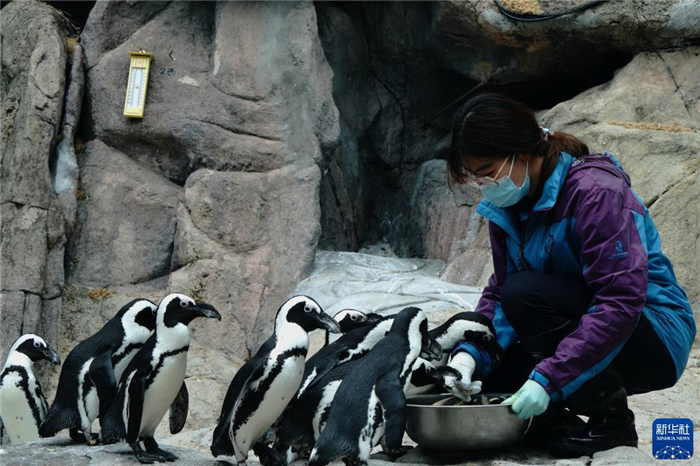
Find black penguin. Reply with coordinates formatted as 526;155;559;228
0;334;60;444
100;293;221;464
40;299;157;443
308;307;441;466
406;311;502;397
273;314;396;462
210;295;340;464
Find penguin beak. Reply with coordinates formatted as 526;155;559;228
195;302;222;321
43;347;61;366
316;312;341;334
420;336;442;361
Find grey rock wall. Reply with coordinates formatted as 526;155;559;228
0;0;68;374
72;0;338;367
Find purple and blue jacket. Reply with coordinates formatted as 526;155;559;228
455;151;695;402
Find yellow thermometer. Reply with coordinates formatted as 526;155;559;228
123;50;153;118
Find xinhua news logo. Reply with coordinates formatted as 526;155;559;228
653;418;693;460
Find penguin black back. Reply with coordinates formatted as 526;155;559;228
298;314;395;397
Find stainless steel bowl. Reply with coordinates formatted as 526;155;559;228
405;394;532;450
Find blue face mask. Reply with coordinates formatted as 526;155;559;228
479;155;530;207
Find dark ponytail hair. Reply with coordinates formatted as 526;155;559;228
447;93;589;185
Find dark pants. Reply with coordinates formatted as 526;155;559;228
482;271;677;398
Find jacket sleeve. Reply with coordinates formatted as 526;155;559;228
529;187;648;401
453;221;517;379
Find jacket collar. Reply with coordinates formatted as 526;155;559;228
476;151;574;240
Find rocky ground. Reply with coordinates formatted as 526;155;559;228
0;439;661;466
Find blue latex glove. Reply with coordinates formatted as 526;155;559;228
502;380;550;419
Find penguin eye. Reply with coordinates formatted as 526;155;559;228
482;334;493;342
180;300;190;308
33;341;41;348
304;305;312;313
350;315;357;321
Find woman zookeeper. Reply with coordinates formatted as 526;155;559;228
446;93;695;457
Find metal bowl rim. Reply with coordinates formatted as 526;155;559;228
405;402;513;409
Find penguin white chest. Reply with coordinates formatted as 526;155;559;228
358;388;384;459
234;355;305;454
0;373;40;443
140;351;187;436
113;350;138;381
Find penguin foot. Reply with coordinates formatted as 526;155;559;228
134;451;165;464
155;449;178;462
253;442;285;466
383;446;413;459
131;443;164;464
69;429;84;443
69;429;101;444
143;437;178;462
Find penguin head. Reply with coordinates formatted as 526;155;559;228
118;299;158;336
278;296;341;334
6;334;61;366
332;309;380;334
159;293;222;327
394;307;442;361
408;358;439;388
432;312;502;363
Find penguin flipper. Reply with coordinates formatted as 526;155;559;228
301;339;357;395
34;380;49;420
169;381;189;434
375;371;406;452
125;370;146;444
88;351;117;420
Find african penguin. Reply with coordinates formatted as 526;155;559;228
211;295;340;465
100;293;221;464
40;299;157;443
0;334;60;444
406;312;501;398
298;313;395;398
308;307;441;466
274;314;396;462
325;310;382;345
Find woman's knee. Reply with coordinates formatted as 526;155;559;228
500;272;542;320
